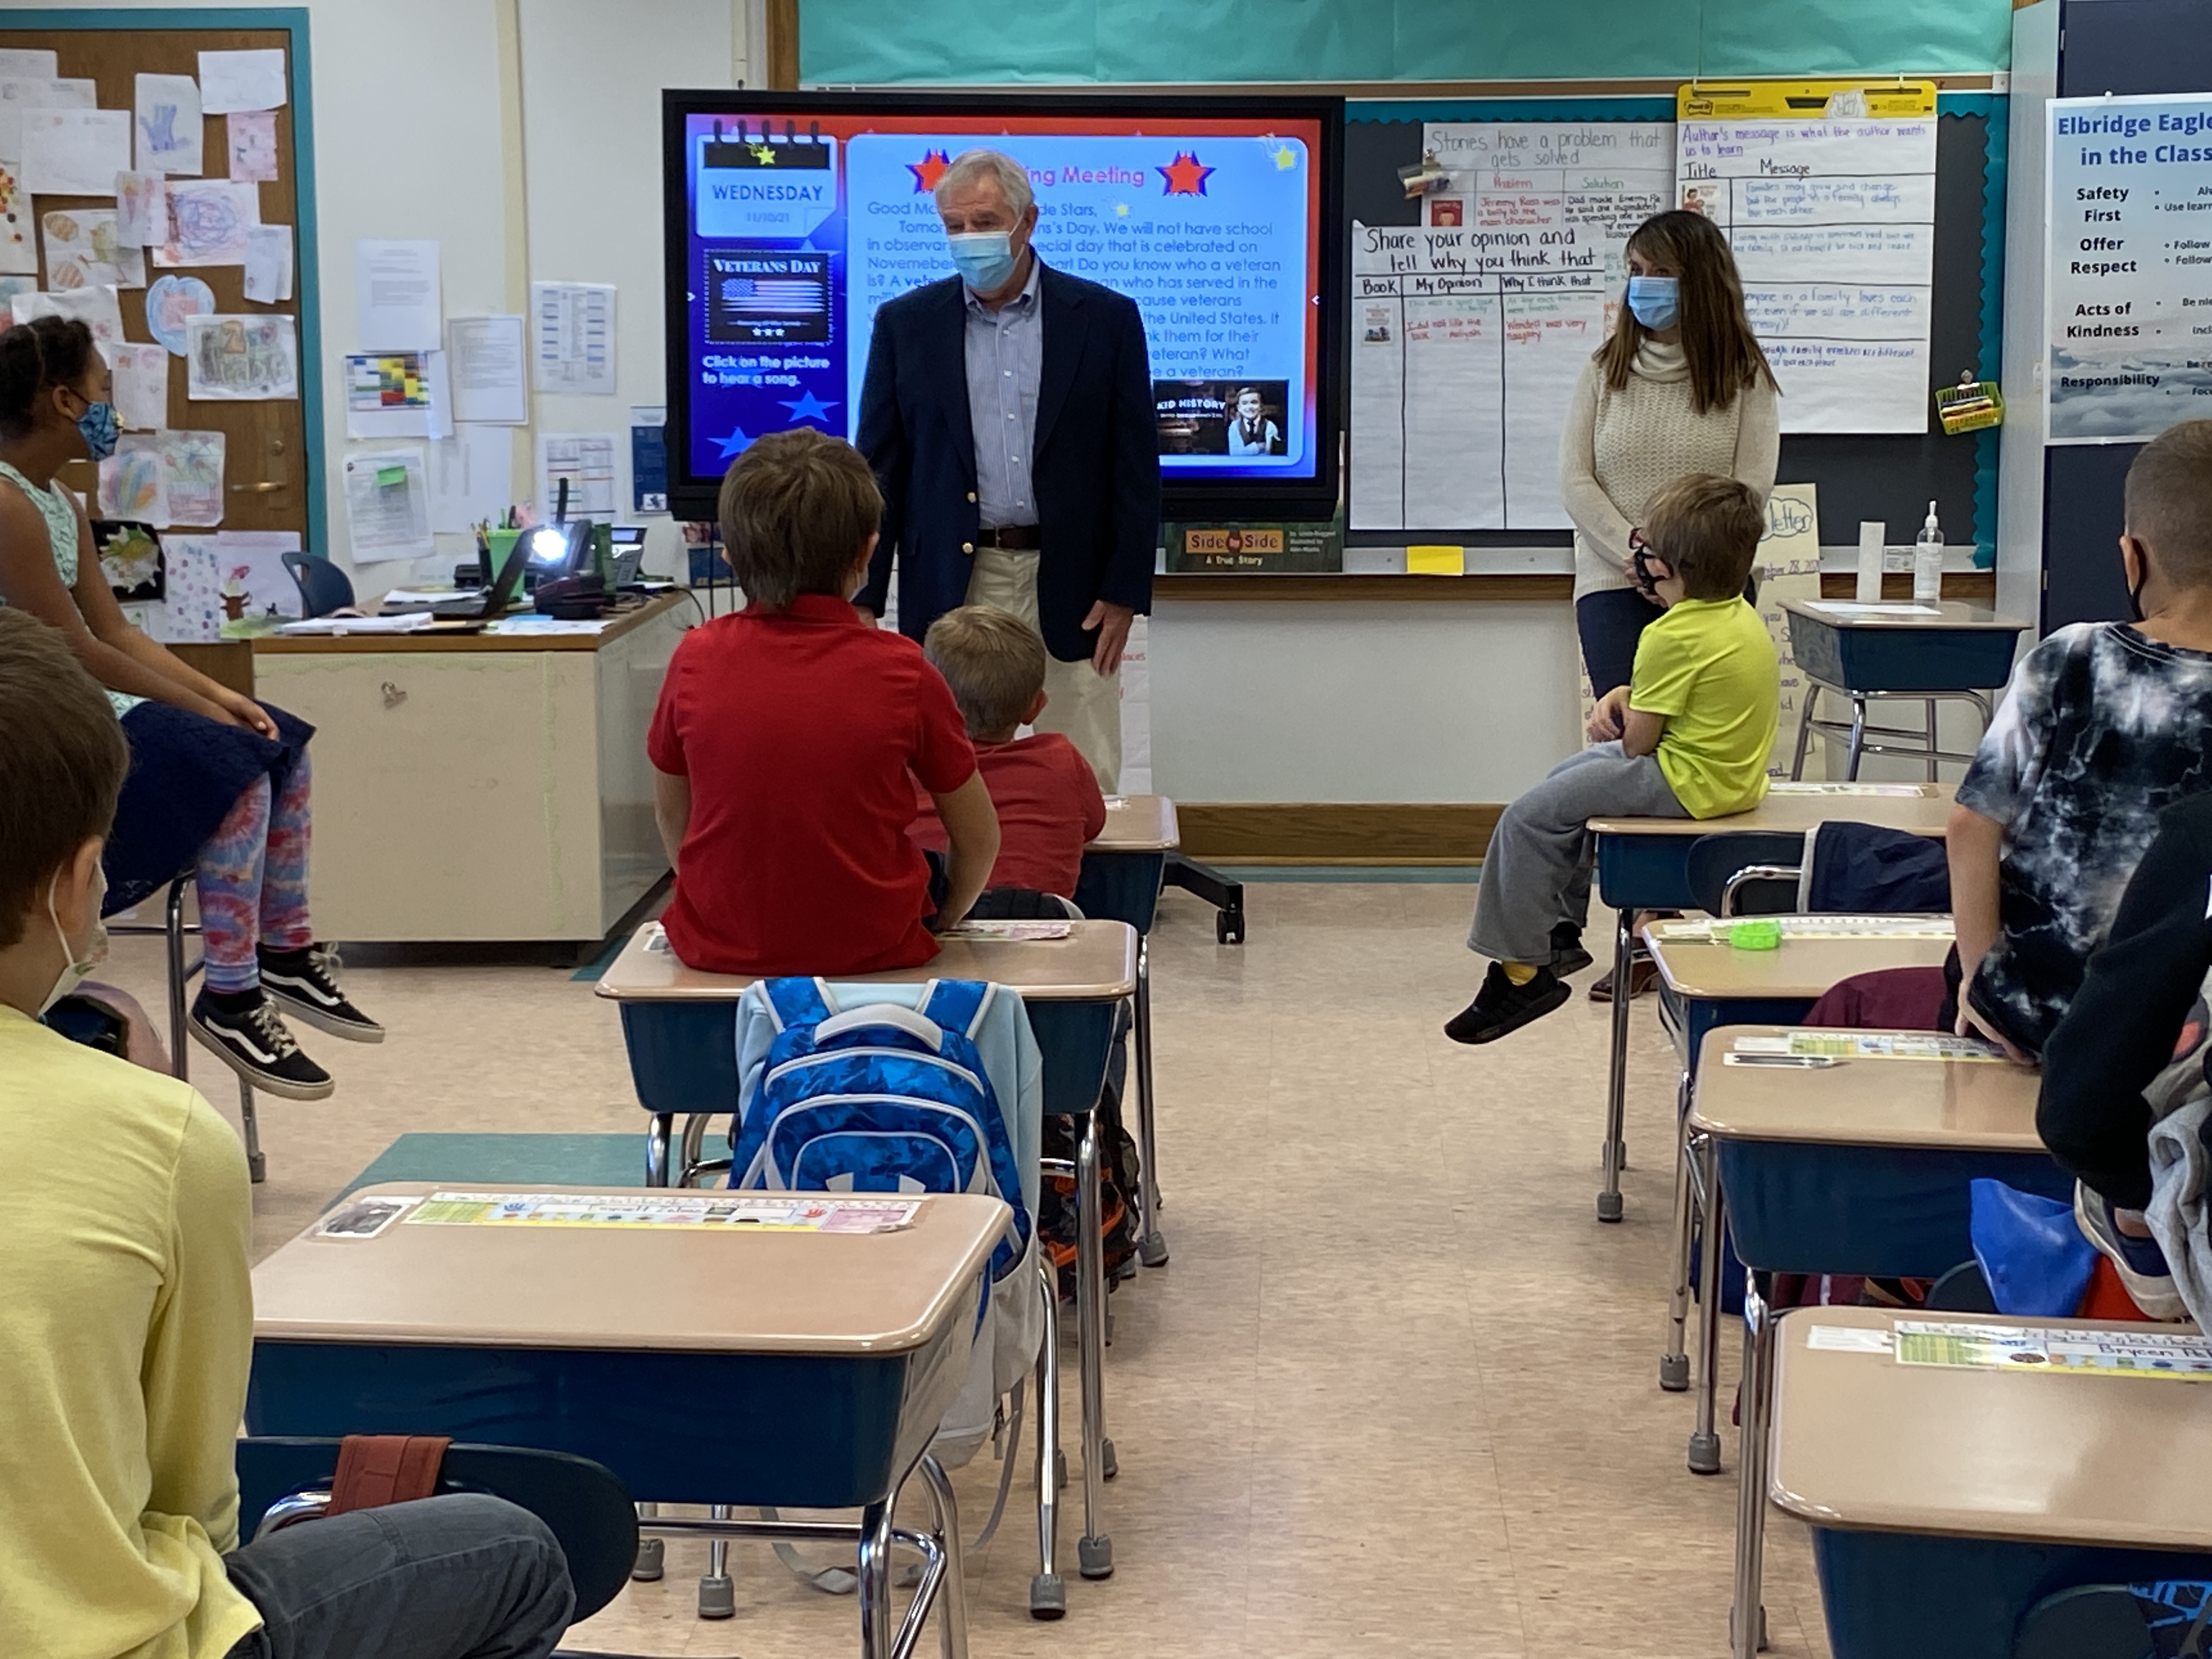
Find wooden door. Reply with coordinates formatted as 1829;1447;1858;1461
0;26;306;538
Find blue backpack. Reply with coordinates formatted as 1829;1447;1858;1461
731;978;1031;1283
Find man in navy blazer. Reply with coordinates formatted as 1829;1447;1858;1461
856;147;1159;791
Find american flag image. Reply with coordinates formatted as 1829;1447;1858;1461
718;276;826;316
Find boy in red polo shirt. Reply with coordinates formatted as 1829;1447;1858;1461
647;430;1000;975
910;605;1107;899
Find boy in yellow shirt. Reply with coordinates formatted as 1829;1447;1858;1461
1449;474;1778;1042
0;608;573;1659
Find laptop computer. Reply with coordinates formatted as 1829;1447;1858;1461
429;532;533;619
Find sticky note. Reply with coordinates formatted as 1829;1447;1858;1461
376;464;407;486
1407;544;1464;575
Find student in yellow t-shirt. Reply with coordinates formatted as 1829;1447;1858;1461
1449;473;1778;1043
0;608;573;1659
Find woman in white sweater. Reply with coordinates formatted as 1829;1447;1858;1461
1561;210;1780;698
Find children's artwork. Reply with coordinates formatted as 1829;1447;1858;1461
108;340;170;430
0;274;34;311
184;312;297;400
21;108;131;197
225;110;277;182
97;433;168;527
43;208;144;291
93;519;163;601
198;49;287;115
132;72;203;176
215;529;302;617
114;171;164;249
241;223;291;304
0;78;92;165
157;532;222;641
13;284;125;357
0;159;32;275
144;273;215;354
155;179;256;268
159;429;225;526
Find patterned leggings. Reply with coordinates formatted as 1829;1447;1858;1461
198;752;314;993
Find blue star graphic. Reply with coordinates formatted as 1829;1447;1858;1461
778;390;839;425
713;426;753;459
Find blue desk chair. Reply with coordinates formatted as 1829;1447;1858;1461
283;551;356;619
235;1436;639;1624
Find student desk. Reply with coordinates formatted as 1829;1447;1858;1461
1647;929;1960;1451
1688;1031;2071;1659
251;593;689;943
1585;783;1956;1222
247;1184;1006;1659
1076;794;1180;1268
595;918;1138;1582
1779;598;2026;781
1770;1306;2212;1659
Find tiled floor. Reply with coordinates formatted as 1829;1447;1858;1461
98;881;1831;1658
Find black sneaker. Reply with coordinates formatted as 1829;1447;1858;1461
189;990;336;1100
1549;922;1594;977
1444;963;1572;1045
259;945;384;1043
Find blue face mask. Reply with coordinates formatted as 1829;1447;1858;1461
1626;274;1680;331
947;230;1019;293
74;397;118;461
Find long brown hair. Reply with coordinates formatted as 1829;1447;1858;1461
1595;210;1775;416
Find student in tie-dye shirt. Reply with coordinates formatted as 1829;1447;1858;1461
0;316;380;1101
1949;420;2212;1060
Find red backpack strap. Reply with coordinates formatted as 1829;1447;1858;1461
325;1435;452;1514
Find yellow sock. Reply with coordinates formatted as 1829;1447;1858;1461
1500;961;1539;986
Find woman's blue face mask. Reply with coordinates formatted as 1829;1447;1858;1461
1626;274;1680;331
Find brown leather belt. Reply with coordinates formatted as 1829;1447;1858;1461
973;524;1042;551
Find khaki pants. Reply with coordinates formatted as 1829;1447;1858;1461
963;546;1122;792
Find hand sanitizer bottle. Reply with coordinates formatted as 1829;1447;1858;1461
1913;502;1944;603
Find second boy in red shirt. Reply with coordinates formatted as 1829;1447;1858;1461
910;605;1107;900
648;431;1000;976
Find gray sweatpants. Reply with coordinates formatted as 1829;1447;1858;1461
1468;741;1687;965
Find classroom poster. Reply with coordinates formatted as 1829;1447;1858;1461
1349;120;1674;531
1675;82;1939;433
2045;93;2212;442
1756;483;1824;779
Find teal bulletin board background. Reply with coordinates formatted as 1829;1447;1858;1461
801;0;2015;86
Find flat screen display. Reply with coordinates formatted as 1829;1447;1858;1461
663;91;1344;521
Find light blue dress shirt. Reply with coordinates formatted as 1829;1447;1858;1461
963;257;1042;529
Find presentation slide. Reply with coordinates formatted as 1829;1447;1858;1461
667;96;1335;513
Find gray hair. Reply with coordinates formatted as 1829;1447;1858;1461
934;148;1034;217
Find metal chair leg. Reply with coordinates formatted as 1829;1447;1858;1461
631;1502;664;1579
164;878;190;1080
645;1114;672;1187
1598;905;1633;1222
1031;1259;1065;1618
237;1078;266;1184
857;1498;896;1659
1660;1101;1698;1392
1844;694;1869;780
915;1455;969;1659
1731;1275;1776;1657
1074;1107;1112;1579
1922;696;1940;783
1132;940;1167;1266
699;1503;735;1617
1787;676;1822;783
1688;1136;1725;1474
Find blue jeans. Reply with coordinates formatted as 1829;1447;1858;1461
1576;588;1662;699
224;1494;573;1659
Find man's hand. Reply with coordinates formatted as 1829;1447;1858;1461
1586;685;1629;743
215;689;278;739
1084;599;1136;676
